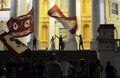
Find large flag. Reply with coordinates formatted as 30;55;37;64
6;8;34;37
48;5;78;34
0;30;31;57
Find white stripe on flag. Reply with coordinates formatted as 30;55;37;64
48;5;78;34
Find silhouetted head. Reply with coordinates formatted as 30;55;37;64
80;58;86;66
79;34;81;37
50;53;57;60
0;20;3;23
63;57;67;60
96;59;100;65
52;36;54;39
106;61;111;66
60;35;62;37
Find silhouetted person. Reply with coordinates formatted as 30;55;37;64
95;59;103;78
28;62;37;78
6;58;15;78
79;59;87;78
105;61;116;78
36;59;44;78
60;57;73;78
68;60;76;78
33;36;37;50
50;36;56;50
76;34;84;50
0;64;7;78
44;53;62;78
16;59;27;78
55;35;67;50
89;61;97;78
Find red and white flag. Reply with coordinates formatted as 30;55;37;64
48;5;78;34
0;31;31;57
6;8;34;37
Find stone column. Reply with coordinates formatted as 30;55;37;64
68;0;76;17
65;0;78;50
29;0;40;50
32;0;39;36
90;0;100;50
100;0;105;24
49;0;55;40
10;0;18;17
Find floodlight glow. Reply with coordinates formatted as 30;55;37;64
116;0;120;2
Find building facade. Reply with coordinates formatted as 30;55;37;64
0;0;120;50
1;0;120;77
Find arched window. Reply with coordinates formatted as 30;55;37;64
112;3;118;15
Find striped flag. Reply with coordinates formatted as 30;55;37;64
48;5;78;34
0;30;31;57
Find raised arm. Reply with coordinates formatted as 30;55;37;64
75;34;79;37
55;35;59;38
63;35;67;38
54;36;56;40
51;36;56;40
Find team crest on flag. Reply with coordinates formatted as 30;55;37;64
48;5;78;34
6;8;34;37
0;31;31;57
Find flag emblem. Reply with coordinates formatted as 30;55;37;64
0;31;31;56
6;8;34;37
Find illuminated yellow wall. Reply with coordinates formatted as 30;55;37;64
0;0;93;50
0;0;10;9
81;0;92;49
105;0;120;39
56;0;68;16
39;0;92;49
39;0;50;49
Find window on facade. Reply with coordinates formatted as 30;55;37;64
59;28;68;41
112;3;118;15
60;0;68;10
0;0;10;10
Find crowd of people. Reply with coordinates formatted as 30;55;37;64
0;53;117;78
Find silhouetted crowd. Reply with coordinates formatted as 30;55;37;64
0;54;117;78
